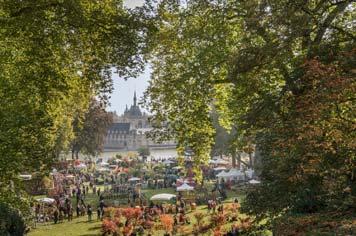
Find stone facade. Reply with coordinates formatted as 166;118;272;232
104;92;175;150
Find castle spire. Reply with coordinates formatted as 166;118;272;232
133;91;137;106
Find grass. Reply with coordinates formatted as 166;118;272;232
28;187;248;236
28;215;101;236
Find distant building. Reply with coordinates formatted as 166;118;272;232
104;92;175;150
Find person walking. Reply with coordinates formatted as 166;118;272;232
53;207;59;224
76;204;81;217
97;206;101;220
87;204;92;221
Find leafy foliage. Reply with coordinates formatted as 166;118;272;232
0;202;27;236
144;0;355;221
71;99;113;158
0;0;153;213
160;214;174;234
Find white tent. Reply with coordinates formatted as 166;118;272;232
227;169;245;181
96;167;110;172
246;169;254;179
172;166;182;170
75;163;87;169
99;162;109;167
19;174;32;180
163;160;174;165
37;197;55;204
249;179;261;184
150;193;176;201
128;177;141;182
216;171;230;178
66;174;75;178
214;167;227;171
214;159;230;165
176;183;194;191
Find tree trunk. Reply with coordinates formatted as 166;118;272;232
231;150;236;168
237;153;241;168
248;152;253;168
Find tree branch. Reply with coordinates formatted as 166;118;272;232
313;1;350;44
330;24;356;40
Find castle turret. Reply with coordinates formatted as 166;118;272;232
133;91;137;106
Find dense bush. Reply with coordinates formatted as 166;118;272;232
0;202;26;236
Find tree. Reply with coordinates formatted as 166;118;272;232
137;146;150;161
71;99;113;159
0;0;154;212
144;0;355;219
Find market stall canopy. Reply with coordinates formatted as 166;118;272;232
163;160;174;165
96;167;110;172
37;197;55;204
75;163;87;169
150;193;176;201
216;171;230;178
213;167;227;171
227;169;243;177
172;166;182;170
214;159;230;165
19;174;32;180
99;162;109;167
249;179;261;184
176;183;194;191
246;169;254;179
66;174;75;178
128;177;141;181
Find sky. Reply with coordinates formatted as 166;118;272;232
108;0;148;114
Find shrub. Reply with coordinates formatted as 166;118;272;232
0;203;26;236
102;219;118;235
160;214;174;234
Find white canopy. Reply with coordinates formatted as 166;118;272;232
216;171;230;177
75;163;87;169
150;193;176;201
172;166;182;170
246;169;254;179
214;159;230;165
176;183;194;191
128;177;141;182
99;162;109;167
66;174;75;178
19;174;32;180
37;197;55;204
214;167;227;171
96;167;110;172
227;169;243;177
249;179;261;184
163;160;174;165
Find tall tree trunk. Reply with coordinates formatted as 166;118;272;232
237;152;241;168
231;150;236;168
248;152;253;168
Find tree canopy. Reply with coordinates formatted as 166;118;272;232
70;99;113;159
0;0;154;211
144;0;355;218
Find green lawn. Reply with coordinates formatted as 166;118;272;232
28;216;101;236
28;188;251;236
